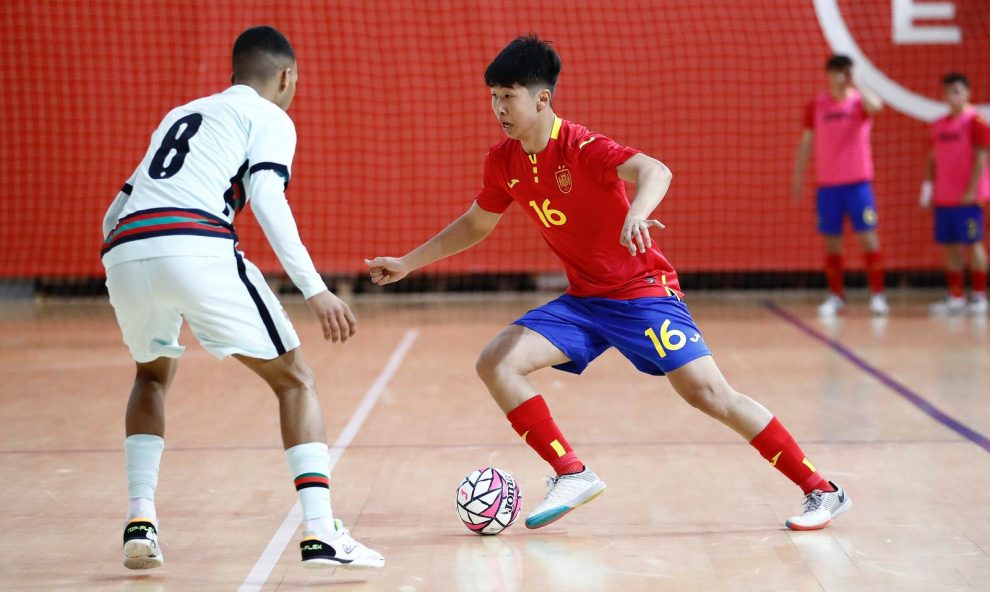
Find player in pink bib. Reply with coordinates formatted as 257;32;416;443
792;55;888;317
920;73;990;315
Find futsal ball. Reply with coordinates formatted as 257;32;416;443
455;467;522;535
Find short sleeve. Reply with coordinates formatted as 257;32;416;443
575;133;639;184
803;101;815;130
972;115;990;148
247;108;296;189
475;149;514;213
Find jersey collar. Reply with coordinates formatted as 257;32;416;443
550;116;563;140
226;84;260;97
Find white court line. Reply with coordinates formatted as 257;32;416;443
239;329;419;592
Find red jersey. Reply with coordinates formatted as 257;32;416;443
475;116;681;300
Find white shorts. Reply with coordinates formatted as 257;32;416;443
105;253;300;363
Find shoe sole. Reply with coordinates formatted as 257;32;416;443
785;495;853;531
123;541;163;570
303;558;384;570
524;481;607;529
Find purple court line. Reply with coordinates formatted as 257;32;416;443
764;301;990;455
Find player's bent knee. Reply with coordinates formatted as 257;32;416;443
133;358;176;390
475;347;502;384
476;344;526;385
265;358;317;396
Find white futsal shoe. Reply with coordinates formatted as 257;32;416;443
122;518;163;569
525;467;606;529
786;481;852;531
969;295;988;315
929;296;967;316
817;294;846;317
869;293;889;316
300;519;384;569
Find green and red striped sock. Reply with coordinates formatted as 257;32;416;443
286;442;334;539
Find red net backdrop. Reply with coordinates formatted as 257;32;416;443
1;1;987;284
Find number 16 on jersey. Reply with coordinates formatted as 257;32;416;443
528;199;566;227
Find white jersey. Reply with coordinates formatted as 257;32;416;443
102;85;326;298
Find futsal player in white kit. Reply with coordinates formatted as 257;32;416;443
102;26;383;570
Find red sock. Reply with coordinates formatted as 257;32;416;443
947;270;965;298
864;250;884;294
971;270;987;296
506;395;583;476
824;254;844;298
749;417;832;494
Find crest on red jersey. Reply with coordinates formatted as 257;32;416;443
555;168;572;194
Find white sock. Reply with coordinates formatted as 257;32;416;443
128;497;157;524
285;442;334;539
125;434;164;523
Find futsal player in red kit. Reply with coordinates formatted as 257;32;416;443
366;35;850;530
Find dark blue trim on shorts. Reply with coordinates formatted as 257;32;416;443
233;248;286;356
249;162;290;189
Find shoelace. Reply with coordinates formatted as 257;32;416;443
802;490;825;513
332;518;351;538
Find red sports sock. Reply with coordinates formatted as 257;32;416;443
824;254;844;298
506;395;583;476
947;270;965;298
749;417;832;494
864;251;884;294
971;270;987;296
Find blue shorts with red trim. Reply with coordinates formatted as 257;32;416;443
816;181;878;235
513;294;711;376
934;205;984;244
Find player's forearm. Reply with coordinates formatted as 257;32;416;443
401;209;494;271
923;154;935;182
627;162;672;219
855;82;883;114
793;138;812;181
964;149;989;194
250;172;328;299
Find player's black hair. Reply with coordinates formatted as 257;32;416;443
484;34;561;93
825;54;853;72
232;26;295;82
942;72;970;88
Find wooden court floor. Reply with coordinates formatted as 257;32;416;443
1;292;989;591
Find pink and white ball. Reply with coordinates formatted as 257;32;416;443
455;467;522;535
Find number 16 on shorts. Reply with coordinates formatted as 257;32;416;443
645;319;700;358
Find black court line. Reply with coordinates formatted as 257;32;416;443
764;300;990;455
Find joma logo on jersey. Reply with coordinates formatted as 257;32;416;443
555;168;572;194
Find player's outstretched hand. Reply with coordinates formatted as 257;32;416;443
620;216;665;255
306;290;357;343
365;257;412;285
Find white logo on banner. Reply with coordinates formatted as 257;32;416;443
813;0;989;122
